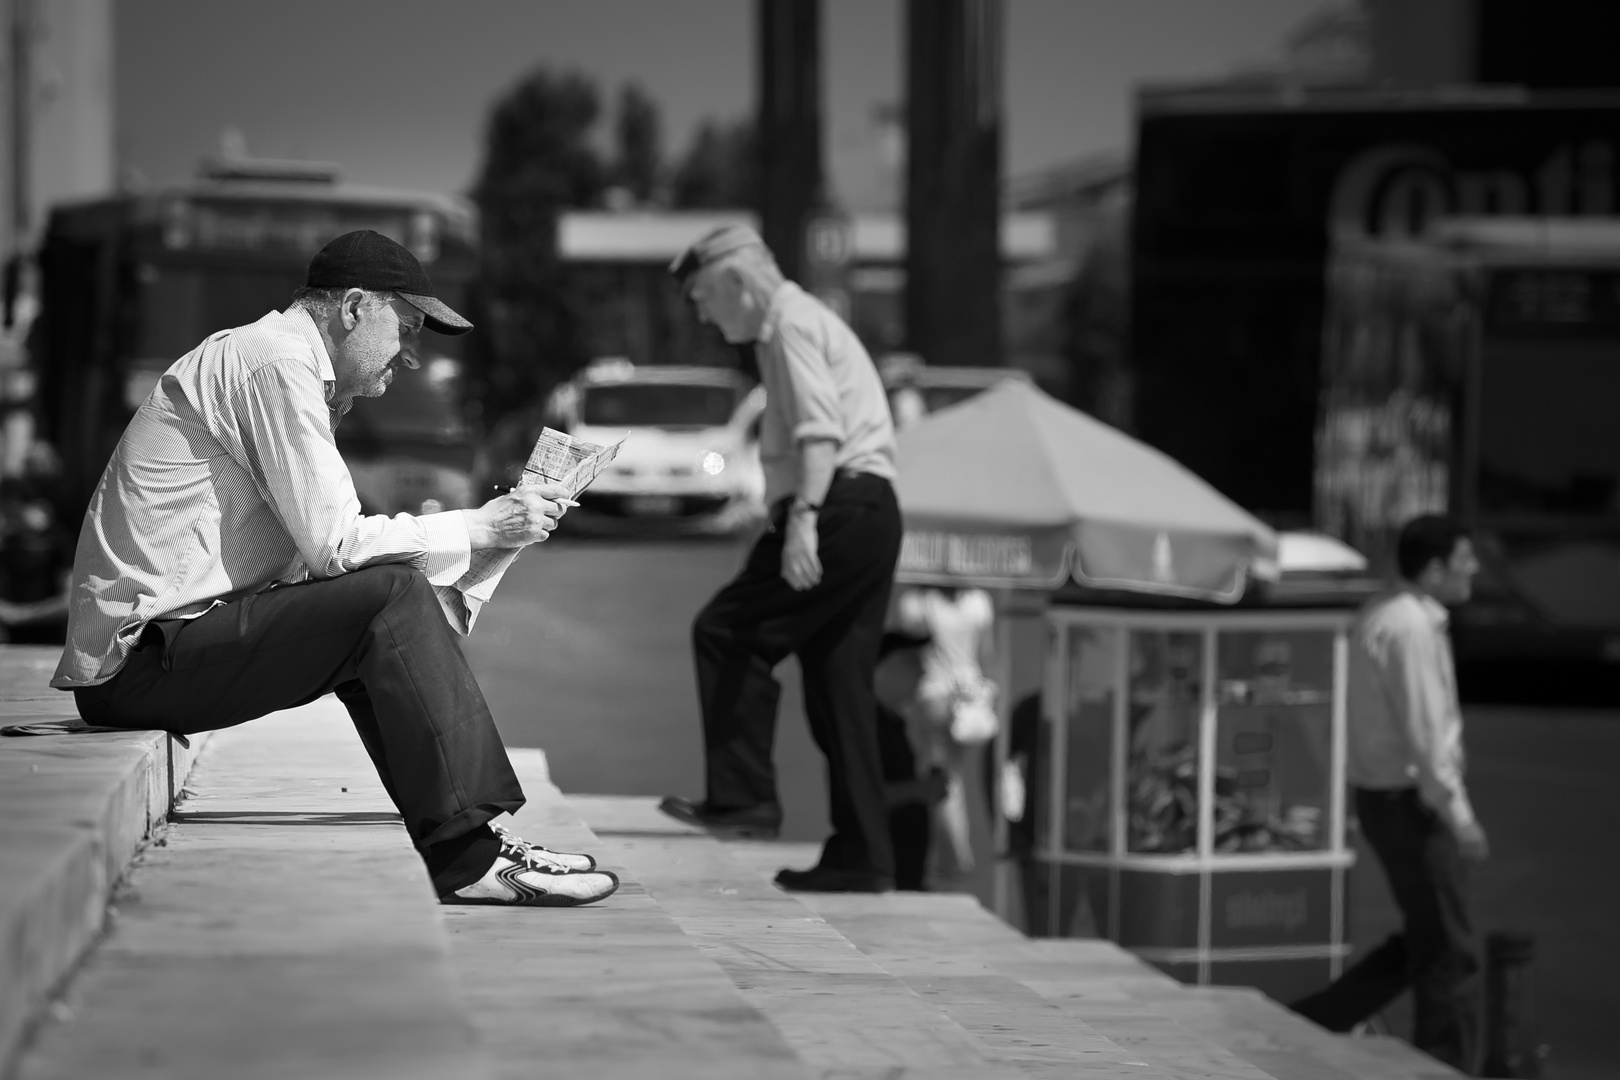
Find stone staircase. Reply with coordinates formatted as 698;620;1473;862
3;683;1463;1080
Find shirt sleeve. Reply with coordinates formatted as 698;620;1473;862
226;357;439;579
1381;620;1477;831
420;511;472;585
773;322;846;446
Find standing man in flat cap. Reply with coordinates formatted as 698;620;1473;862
51;230;620;908
659;224;903;893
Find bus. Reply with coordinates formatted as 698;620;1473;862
1316;217;1620;666
34;157;481;525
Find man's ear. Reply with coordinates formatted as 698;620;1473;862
339;288;367;330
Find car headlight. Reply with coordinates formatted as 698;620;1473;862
700;451;727;476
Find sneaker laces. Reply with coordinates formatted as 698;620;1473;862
490;822;574;873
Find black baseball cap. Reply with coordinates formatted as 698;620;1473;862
305;229;473;335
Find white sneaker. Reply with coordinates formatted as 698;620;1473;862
489;821;597;873
447;827;619;907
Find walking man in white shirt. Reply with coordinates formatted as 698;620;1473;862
1291;514;1485;1071
52;230;619;908
657;224;903;893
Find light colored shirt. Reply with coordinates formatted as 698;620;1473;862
52;308;470;688
1345;586;1477;830
897;587;994;694
755;282;897;504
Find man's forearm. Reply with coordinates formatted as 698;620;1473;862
795;438;838;508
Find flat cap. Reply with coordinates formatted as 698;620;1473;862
669;223;766;286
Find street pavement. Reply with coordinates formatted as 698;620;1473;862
463;533;834;846
466;532;1620;1080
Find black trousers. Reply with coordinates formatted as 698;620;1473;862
74;564;523;896
1292;787;1480;1071
875;697;931;891
693;472;902;878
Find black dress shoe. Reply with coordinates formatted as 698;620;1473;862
657;796;782;839
774;866;894;893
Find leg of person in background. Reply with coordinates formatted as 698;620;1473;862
668;477;901;856
793;584;896;886
1291;788;1480;1070
875;696;931;891
669;527;801;839
772;475;904;893
1402;797;1482;1070
70;565;592;899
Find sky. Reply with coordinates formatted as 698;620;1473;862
116;0;1317;208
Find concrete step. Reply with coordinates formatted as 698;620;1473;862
603;802;1462;1080
783;891;1280;1080
719;841;1293;1080
8;695;493;1080
441;751;811;1080
0;646;211;1072
1149;986;1465;1080
574;794;1189;1079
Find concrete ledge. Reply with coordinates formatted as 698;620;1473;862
0;646;212;1072
11;696;491;1080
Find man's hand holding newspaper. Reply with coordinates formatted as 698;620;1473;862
434;427;624;634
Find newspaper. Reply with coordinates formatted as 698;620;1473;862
434;427;625;634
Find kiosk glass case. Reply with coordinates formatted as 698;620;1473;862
1029;607;1355;1003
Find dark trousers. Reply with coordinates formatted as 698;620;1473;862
1293;787;1480;1071
74;564;523;896
875;697;931;891
693;472;902;878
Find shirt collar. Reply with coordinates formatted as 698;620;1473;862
756;281;801;346
1398;582;1451;628
284;306;336;387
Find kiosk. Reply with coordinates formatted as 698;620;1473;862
1021;603;1357;1003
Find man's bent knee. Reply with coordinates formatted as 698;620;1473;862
346;563;434;606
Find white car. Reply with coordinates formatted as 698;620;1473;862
544;359;766;532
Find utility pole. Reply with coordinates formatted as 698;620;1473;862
905;0;1003;367
7;0;32;257
756;0;823;286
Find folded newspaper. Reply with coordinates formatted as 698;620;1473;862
434;427;624;634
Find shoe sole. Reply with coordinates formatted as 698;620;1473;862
442;873;621;908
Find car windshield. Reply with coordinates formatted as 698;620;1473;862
581;383;739;428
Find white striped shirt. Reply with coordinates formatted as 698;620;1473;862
51;307;470;688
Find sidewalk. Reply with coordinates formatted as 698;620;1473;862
0;645;1464;1079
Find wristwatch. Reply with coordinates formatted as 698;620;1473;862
790;497;822;516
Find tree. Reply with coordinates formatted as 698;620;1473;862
470;68;607;424
670;118;756;209
612;82;664;206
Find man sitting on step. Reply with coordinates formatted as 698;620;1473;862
49;230;618;909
